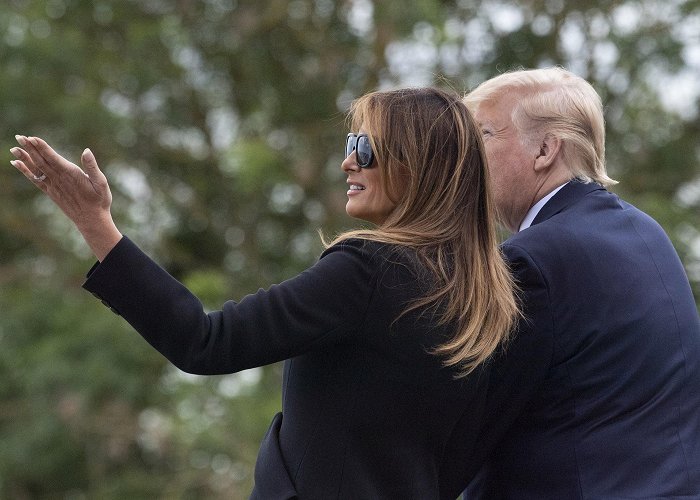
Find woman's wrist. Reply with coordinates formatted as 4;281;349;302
78;217;123;261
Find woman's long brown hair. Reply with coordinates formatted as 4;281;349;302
329;87;519;377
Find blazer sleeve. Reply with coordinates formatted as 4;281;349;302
492;241;555;419
83;236;380;375
467;242;556;465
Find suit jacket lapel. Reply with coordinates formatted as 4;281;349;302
530;180;606;227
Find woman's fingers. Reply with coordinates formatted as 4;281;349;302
14;135;49;179
10;157;50;191
10;141;45;181
12;135;113;207
24;136;82;179
14;135;87;186
11;135;102;198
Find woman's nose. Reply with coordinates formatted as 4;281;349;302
341;152;360;172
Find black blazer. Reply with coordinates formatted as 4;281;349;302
464;181;700;498
84;237;492;499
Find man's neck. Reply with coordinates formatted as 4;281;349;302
518;182;569;231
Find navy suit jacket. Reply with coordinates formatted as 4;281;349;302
465;181;700;498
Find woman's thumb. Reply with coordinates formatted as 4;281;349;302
81;148;101;177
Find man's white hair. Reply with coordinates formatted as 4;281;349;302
464;66;617;187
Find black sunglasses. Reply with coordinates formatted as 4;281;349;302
345;133;375;168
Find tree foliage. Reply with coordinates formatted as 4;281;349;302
1;0;698;497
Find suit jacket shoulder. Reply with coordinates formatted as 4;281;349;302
466;181;700;498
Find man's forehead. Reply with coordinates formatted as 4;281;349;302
476;93;518;122
475;101;505;124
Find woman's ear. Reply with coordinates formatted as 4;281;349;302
533;133;562;171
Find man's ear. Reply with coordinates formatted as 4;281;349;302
533;134;562;171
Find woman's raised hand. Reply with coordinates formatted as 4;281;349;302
10;136;122;261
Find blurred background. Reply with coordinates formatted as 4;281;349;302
1;0;698;498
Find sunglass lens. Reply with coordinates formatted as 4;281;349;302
345;135;356;158
356;136;372;167
345;133;374;167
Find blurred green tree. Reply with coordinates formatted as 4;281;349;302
1;0;698;498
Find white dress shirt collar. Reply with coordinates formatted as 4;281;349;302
518;183;568;232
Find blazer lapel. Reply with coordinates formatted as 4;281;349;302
531;180;606;227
